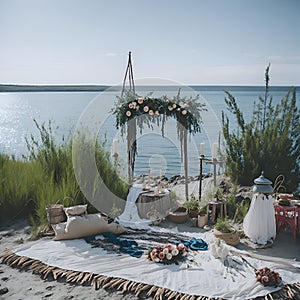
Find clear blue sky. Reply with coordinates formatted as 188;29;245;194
0;0;299;86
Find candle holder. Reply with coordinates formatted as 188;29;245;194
199;154;205;201
204;157;223;187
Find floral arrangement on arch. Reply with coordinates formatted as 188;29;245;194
112;90;205;137
146;243;188;265
255;267;282;287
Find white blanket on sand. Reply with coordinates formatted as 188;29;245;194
13;228;300;300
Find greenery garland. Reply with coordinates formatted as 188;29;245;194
112;91;205;137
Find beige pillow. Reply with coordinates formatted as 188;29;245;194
52;213;126;241
64;204;87;216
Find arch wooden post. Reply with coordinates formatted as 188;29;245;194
122;51;136;184
184;128;189;201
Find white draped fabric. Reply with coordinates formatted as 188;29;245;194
243;194;276;245
116;184;152;228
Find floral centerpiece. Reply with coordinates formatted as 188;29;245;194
255;267;282;287
146;243;188;265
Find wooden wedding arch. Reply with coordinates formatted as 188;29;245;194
113;52;205;200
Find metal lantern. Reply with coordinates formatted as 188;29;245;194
252;171;274;194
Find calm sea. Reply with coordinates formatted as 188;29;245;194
0;86;299;179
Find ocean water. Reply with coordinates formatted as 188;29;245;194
0;86;298;179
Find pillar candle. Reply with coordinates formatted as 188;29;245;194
200;143;205;156
212;143;218;159
113;139;118;155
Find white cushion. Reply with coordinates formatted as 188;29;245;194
63;204;87;216
52;213;126;241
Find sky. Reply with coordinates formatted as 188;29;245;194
0;0;299;86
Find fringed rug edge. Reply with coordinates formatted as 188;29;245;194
1;249;299;300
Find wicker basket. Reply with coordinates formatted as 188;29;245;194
168;207;188;224
213;228;240;246
46;204;66;225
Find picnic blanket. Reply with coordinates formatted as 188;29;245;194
1;227;300;300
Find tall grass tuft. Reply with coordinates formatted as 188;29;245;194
0;119;130;228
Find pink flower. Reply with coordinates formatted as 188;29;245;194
126;111;131;117
143;106;149;112
177;243;185;250
149;110;154;116
166;243;173;251
257;275;261;281
158;252;165;260
137;98;144;104
128;103;133;109
262;276;269;283
182;109;187;115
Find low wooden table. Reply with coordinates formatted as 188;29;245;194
136;190;174;219
208;199;227;222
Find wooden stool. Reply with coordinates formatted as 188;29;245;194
209;200;227;222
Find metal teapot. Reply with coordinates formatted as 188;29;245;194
253;171;274;194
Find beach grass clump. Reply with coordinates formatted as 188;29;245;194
0;119;130;229
0;154;42;221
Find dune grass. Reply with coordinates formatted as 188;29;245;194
0;120;130;230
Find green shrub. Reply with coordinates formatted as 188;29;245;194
222;65;299;193
215;217;234;233
183;196;199;212
224;185;250;223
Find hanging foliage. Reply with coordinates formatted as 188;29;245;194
112;90;205;138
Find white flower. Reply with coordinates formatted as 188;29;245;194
182;251;187;257
128;103;133;109
149;110;154;116
143;106;149;112
126;111;131;117
155;258;160;263
155;110;159;115
172;103;177;109
138;98;144;104
182;109;187;115
166;253;172;260
136;105;140;110
172;248;179;256
168;106;173;111
163;248;169;255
